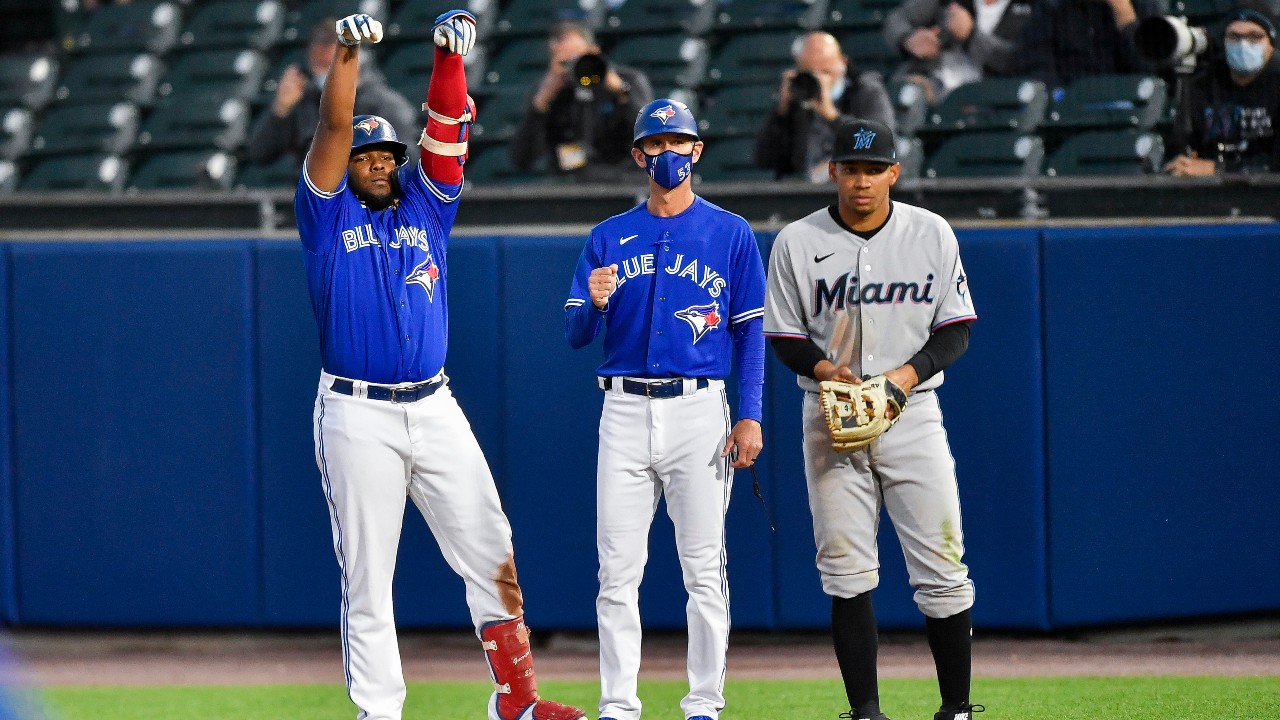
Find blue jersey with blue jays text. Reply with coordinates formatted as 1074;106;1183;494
295;160;461;385
565;197;767;420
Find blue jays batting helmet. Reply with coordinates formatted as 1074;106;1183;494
351;114;408;166
633;99;699;146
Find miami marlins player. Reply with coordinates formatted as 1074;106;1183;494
295;12;584;720
564;99;766;720
763;118;981;720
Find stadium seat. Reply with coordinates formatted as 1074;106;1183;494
155;49;270;104
1044;130;1165;176
924;132;1043;178
0;107;34;160
825;0;900;30
894;135;925;180
599;0;716;37
916;78;1048;149
129;149;237;190
386;0;498;41
134;95;251;152
492;0;606;39
0;52;60;110
480;37;550;93
887;78;929;138
176;0;285;51
711;0;830;32
67;1;183;55
20;153;128;192
608;34;709;93
471;90;531;148
25;102;139;157
698;83;778;138
705;30;802;86
236;155;299;189
463;144;553;185
692;136;773;182
839;29;898;80
278;0;388;47
1042;74;1168;138
54;52;165;107
381;42;487;114
0;159;15;193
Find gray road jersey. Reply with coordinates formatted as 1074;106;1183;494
764;201;976;394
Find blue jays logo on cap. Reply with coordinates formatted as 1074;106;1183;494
852;127;876;150
674;302;721;344
407;256;440;301
650;105;678;124
355;117;380;134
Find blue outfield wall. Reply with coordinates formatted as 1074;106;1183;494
0;223;1276;630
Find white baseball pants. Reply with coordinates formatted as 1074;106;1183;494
595;380;733;720
313;372;520;720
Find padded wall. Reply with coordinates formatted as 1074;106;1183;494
1042;224;1280;625
10;241;259;625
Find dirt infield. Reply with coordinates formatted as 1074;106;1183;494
9;620;1279;686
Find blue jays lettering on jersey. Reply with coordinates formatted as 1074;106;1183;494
564;197;767;420
295;160;462;384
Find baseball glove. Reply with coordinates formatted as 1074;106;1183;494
819;375;908;452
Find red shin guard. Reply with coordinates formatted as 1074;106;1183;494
481;617;584;720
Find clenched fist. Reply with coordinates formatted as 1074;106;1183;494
589;264;618;309
336;14;383;47
433;10;478;56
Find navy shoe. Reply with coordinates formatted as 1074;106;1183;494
934;703;984;720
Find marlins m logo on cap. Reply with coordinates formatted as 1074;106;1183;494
650;105;677;123
852;127;876;150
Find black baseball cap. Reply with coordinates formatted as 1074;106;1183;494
830;118;898;165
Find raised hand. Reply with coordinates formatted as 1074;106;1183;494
336;14;383;47
433;10;478;56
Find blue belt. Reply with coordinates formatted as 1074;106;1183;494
330;377;443;403
600;377;710;399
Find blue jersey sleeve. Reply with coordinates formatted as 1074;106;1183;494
728;222;766;422
565;228;607;349
294;164;349;255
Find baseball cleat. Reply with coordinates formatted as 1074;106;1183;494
837;713;890;720
688;716;714;720
933;703;985;720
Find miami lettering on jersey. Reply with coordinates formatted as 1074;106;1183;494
616;252;728;298
812;272;937;316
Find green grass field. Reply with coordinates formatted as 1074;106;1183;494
40;676;1280;719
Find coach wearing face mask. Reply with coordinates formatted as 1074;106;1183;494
1165;0;1280;175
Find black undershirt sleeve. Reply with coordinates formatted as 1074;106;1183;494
769;336;829;380
906;320;971;383
770;321;972;383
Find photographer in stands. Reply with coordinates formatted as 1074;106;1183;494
1165;0;1280;175
509;21;653;181
755;31;895;182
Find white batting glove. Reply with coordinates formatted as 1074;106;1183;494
336;14;383;47
433;10;477;56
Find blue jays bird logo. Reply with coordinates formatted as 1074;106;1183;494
355;117;380;134
675;302;721;344
407;256;440;301
852;127;876;150
651;105;677;124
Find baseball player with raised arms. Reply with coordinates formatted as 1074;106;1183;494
295;12;584;720
763;118;981;720
564;99;766;720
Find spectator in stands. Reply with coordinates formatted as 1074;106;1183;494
1165;0;1280;175
1019;0;1162;95
755;31;895;182
245;19;416;168
509;21;654;182
883;0;1034;106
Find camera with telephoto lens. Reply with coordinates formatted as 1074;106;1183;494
788;71;822;104
1135;15;1211;71
571;53;608;87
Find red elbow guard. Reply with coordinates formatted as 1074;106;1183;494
420;47;471;185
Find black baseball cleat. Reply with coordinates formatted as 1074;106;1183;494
934;703;984;720
838;713;890;720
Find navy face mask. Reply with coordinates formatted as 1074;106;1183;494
645;149;694;189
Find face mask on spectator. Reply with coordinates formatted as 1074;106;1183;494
830;75;847;102
314;71;328;88
1225;39;1267;74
